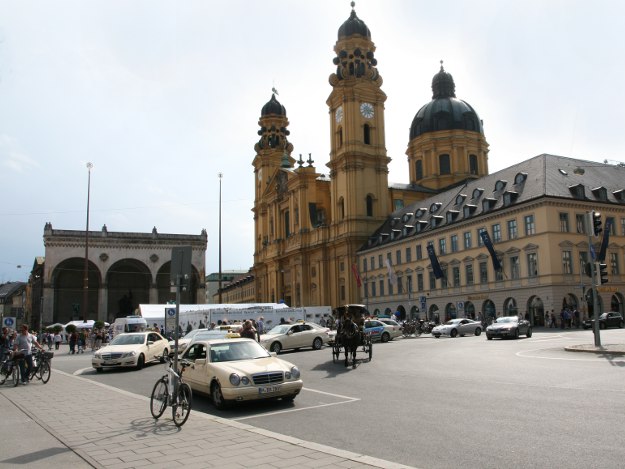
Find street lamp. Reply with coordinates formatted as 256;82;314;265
82;162;93;320
218;172;223;304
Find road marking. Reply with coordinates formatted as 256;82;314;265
232;387;360;421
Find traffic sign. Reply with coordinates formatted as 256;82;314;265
2;317;16;328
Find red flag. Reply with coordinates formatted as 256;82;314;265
352;263;362;288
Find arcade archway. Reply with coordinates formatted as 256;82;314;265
52;258;101;324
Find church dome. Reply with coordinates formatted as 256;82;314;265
338;2;371;39
409;64;483;140
261;93;286;117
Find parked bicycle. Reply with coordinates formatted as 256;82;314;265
149;356;192;427
0;352;20;387
1;349;53;385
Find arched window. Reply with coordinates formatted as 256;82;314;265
416;160;423;180
364;124;371;145
439;154;450;175
366;195;373;217
469;154;478;175
338;128;343;148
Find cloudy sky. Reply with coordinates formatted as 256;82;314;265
1;0;624;283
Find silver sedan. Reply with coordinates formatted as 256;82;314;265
432;319;483;338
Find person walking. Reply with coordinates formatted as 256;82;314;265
240;320;257;341
54;332;62;350
13;324;43;385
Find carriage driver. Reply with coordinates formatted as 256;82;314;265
14;324;44;385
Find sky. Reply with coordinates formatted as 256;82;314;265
1;0;625;283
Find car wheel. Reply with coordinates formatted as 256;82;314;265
486;335;492;340
514;329;520;339
474;328;482;336
160;349;168;363
211;382;228;410
95;368;103;373
270;342;282;354
434;334;440;338
136;354;145;370
526;328;532;338
381;332;390;343
312;337;323;350
450;329;458;338
282;394;297;402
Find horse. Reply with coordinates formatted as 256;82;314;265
339;317;361;368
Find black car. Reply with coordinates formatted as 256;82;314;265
583;312;624;330
486;316;532;340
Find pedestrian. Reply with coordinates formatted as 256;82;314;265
69;330;77;354
544;311;549;327
240;320;257;341
54;332;62;350
257;316;265;335
574;309;580;328
13;324;43;385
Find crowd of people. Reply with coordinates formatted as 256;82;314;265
1;324;44;385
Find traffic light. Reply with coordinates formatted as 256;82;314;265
596;262;608;285
592;211;602;237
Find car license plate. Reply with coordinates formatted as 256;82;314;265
258;385;281;394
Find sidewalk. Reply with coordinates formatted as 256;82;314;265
0;371;415;469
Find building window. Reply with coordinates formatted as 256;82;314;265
607;216;616;235
417;273;423;291
441;267;448;288
507;219;518;240
406;247;412;263
496;260;504;281
406;275;413;293
363;258;368;273
371;281;376;297
621;217;625;236
479;262;488;284
524;215;535;236
429;271;436;290
464;231;472;249
439;154;451;175
378;255;383;269
364;282;369;298
379;279;385;297
370;256;374;272
492;224;502;243
364;124;371;145
448;234;457;253
559;212;569;232
340;285;345;301
416;245;422;260
527;252;538;277
510;256;520;279
469;154;478;175
465;264;474;285
452;266;460;287
416;160;423;180
366;195;373;217
477;228;486;246
562;251;572;274
610;252;619;274
388;279;394;296
339;197;345;220
284;210;290;237
439;238;447;255
577;214;587;234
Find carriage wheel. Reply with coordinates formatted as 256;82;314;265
367;339;373;361
332;343;340;363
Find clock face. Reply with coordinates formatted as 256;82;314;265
360;102;374;119
335;106;343;123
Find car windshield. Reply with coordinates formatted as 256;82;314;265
182;329;205;340
266;325;292;335
110;334;145;345
210;341;270;362
495;316;518;323
444;320;462;325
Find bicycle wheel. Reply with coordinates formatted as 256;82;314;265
150;377;168;419
12;363;20;387
38;361;51;384
172;382;192;427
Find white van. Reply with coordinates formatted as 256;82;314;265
111;315;148;337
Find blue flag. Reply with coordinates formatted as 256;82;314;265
480;230;502;271
426;244;444;279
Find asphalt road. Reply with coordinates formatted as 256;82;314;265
54;328;625;469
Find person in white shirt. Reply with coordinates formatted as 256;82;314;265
14;324;43;385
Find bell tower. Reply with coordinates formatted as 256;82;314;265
326;2;390;237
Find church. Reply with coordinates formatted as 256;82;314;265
251;4;625;323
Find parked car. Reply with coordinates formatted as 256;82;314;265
169;328;241;356
180;338;303;409
364;319;397;343
486;316;532;340
169;328;209;357
259;321;330;353
374;318;403;340
583;312;624;330
92;331;169;371
432;318;482;338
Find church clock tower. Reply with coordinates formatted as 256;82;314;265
327;2;390;239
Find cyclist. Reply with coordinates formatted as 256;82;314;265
13;324;43;385
1;327;12;362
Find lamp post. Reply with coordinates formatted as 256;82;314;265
218;172;223;304
82;162;93;320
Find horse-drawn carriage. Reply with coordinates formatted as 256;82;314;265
332;304;372;367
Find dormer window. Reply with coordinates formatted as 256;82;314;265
503;190;519;206
472;188;483;200
446;210;459;223
455;194;466;206
430;202;442;213
494;180;507;192
613;189;625;203
415;208;427;218
568;184;585;199
514;172;528;185
391;217;401;227
591;186;608;201
415;220;428;233
463;204;477;218
431;215;444;228
482;197;497;212
391;229;401;240
403;225;415;236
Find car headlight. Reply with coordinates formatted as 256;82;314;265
121;351;136;358
286;366;300;380
230;373;241;386
94;352;101;359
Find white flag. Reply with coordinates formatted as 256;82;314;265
385;258;398;286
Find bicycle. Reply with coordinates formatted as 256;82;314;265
149;356;192;427
28;349;53;384
0;352;20;387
